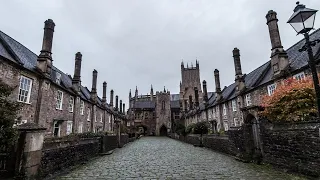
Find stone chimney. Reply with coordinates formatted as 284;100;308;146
90;69;98;103
194;87;199;107
214;69;222;100
202;80;208;103
233;48;245;92
110;89;114;107
120;100;123;113
266;10;288;77
150;85;154;101
37;19;55;77
72;52;82;92
102;81;107;105
135;86;138;101
123;103;126;114
115;95;119;111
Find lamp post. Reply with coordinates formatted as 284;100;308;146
288;2;320;116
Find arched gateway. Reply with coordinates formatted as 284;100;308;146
159;125;167;136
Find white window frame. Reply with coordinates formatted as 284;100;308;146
68;96;74;112
108;114;111;123
232;100;237;112
18;76;33;103
56;90;63;110
56;72;61;84
94;111;97;122
66;121;73;135
267;83;277;96
100;113;103;122
213;108;216;118
127;122;130;127
80;100;84;115
53;121;61;137
293;72;305;81
245;93;252;106
223;104;227;115
78;122;83;133
224;120;229;131
87;108;91;121
233;118;239;127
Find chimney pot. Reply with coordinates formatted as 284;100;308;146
110;89;114;106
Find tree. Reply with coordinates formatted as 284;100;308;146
174;123;187;136
260;76;317;122
0;80;22;150
193;122;209;147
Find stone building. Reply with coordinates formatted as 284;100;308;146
0;19;127;137
183;9;320;138
128;62;213;135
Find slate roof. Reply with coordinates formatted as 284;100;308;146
0;30;108;107
170;100;180;108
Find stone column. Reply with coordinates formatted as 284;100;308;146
90;69;98;103
16;123;46;179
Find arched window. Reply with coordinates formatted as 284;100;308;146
162;101;165;110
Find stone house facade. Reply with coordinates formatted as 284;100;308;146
182;10;320;133
0;19;127;137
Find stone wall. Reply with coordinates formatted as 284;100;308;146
100;135;118;153
261;121;320;177
120;134;129;147
39;137;100;178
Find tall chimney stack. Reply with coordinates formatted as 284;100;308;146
115;95;119;111
233;48;245;92
102;81;107;105
90;69;98;103
266;10;288;76
202;80;208;103
120;100;123;113
110;89;114;107
214;69;222;100
123;103;125;114
72;52;82;92
37;19;55;76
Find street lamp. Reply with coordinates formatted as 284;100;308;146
288;2;320;117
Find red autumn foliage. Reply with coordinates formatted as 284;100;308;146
260;75;318;122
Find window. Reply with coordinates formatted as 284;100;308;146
108;115;111;123
18;76;33;103
233;118;239;127
267;83;277;96
78;122;83;133
223;104;227;115
56;72;61;84
212;109;216;118
80;100;84;115
294;72;305;81
87;108;91;121
53;121;61;137
56;90;63;110
68;96;74;112
245;93;252;106
94;111;97;122
224;121;229;131
127;122;130;127
100;113;103;122
66;121;73;135
162;101;165;110
232;100;237;111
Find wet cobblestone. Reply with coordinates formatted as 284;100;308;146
57;137;306;180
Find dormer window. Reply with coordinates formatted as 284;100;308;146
56;72;61;84
293;72;305;81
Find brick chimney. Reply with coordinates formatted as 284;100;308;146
202;80;208;103
72;52;82;92
102;81;107;105
115;95;119;111
110;89;114;107
214;69;222;100
194;87;199;107
266;10;288;77
233;48;245;92
90;69;98;103
120;100;123;113
37;19;55;77
123;103;125;114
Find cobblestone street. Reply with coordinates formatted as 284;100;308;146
57;137;305;180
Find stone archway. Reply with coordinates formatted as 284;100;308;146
159;125;167;136
136;124;148;136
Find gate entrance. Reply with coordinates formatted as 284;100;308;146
159;125;167;136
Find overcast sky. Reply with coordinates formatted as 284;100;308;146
1;0;320;109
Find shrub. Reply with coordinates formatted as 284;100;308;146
174;123;187;136
0;80;22;148
260;76;317;122
185;123;196;134
193;122;209;135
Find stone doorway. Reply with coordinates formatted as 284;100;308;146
159;125;167;136
244;113;262;162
